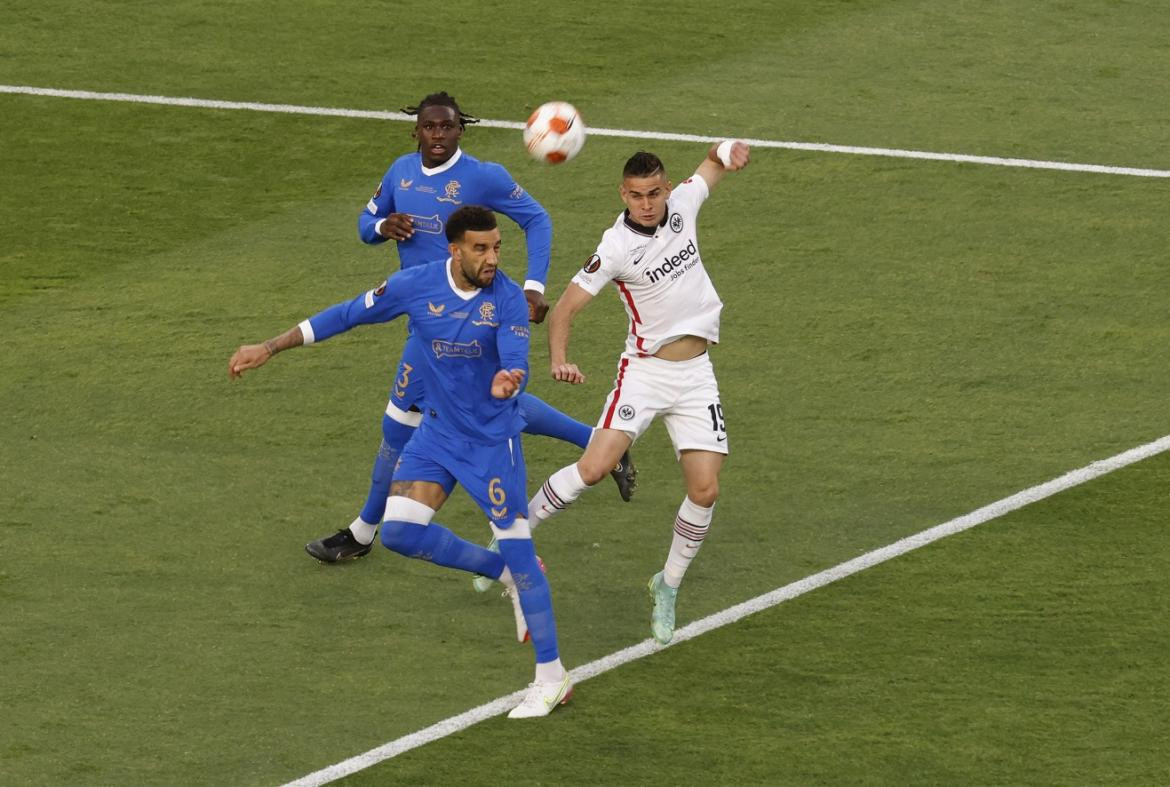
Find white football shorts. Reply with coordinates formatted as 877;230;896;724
596;352;728;457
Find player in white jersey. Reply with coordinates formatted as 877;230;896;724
527;141;750;644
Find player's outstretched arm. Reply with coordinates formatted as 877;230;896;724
547;282;594;384
228;325;304;379
696;140;751;190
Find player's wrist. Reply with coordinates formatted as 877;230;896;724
709;140;735;167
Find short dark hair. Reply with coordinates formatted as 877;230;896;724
402;92;480;129
623;151;665;179
446;205;497;242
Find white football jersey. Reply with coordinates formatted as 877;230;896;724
572;175;722;357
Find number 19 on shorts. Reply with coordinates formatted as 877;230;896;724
707;403;726;433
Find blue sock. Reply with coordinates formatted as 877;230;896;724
518;393;591;449
498;537;559;663
380;519;506;577
358;415;415;525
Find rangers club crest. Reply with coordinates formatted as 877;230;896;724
437;179;463;204
473;301;498;327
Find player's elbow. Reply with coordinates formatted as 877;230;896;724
524;210;552;232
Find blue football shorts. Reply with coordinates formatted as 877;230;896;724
395;422;528;528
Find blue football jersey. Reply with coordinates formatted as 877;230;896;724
302;260;531;444
359;149;553;287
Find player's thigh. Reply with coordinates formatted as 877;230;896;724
578;428;633;485
450;435;528;528
678;449;725;505
662;358;728;456
393;432;456;510
594;357;667;439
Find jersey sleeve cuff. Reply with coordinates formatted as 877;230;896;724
523;280;546;294
373;218;386;237
298;319;316;345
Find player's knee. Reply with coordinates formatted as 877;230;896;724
381;497;435;555
576;465;604;486
380;520;421;554
688;481;720;508
576;457;612;486
381;411;417;449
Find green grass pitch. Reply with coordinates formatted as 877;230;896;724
1;1;1167;783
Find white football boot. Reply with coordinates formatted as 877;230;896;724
508;674;574;719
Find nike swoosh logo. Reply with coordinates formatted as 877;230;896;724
716;436;727;442
544;676;570;708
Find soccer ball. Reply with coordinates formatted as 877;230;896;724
524;101;586;164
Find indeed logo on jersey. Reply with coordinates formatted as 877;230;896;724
431;339;483;359
645;239;698;284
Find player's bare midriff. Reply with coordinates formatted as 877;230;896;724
653;334;708;361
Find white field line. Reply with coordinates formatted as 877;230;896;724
281;434;1170;786
4;84;1170;179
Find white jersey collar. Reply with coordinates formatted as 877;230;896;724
446;257;480;300
422;148;463;177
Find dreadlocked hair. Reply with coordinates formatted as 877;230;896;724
401;92;480;128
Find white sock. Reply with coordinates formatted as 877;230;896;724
497;566;514;587
663;497;713;588
528;464;588;528
535;657;567;684
348;517;378;546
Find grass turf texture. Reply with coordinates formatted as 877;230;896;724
1;0;1167;783
342;452;1170;786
